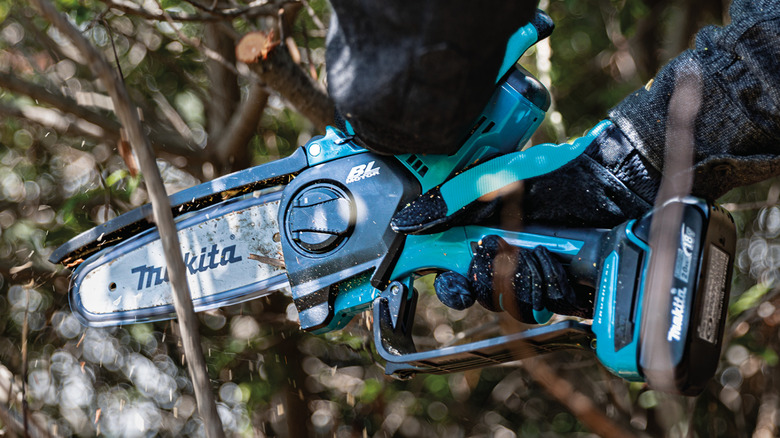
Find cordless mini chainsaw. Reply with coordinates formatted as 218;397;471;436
50;11;736;395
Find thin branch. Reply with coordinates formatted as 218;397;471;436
152;91;196;141
300;0;326;31
151;1;332;131
0;95;197;161
0;401;20;438
21;292;29;438
0;70;121;135
0;102;109;141
722;183;780;212
641;65;701;394
0;69;202;157
440;315;500;348
754;391;779;437
100;0;292;22
28;1;225;437
534;0;565;143
524;358;639;438
14;13;71;65
150;0;243;79
210;82;269;172
180;0;219;13
599;0;638;82
203;5;241;156
0;402;48;438
0;364;50;438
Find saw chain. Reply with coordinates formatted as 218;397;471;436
51;11;736;395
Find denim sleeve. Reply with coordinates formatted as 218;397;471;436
609;0;780;201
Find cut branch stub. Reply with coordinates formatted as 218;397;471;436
236;30;281;64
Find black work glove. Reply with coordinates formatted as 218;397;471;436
434;236;592;322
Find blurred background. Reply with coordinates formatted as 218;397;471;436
1;0;778;436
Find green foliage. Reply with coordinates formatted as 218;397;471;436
730;281;772;317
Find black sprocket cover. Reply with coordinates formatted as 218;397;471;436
279;153;420;331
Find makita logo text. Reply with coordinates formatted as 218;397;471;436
667;286;687;342
346;161;380;183
130;244;242;290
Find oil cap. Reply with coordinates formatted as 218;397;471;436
288;184;354;253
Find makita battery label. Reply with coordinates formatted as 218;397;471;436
666;217;700;349
697;245;729;344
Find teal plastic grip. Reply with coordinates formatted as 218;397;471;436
397;68;547;193
592;220;650;381
496;24;539;82
391;225;584;324
440;120;612;215
391;225;583;280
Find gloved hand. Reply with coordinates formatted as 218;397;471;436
433;235;592;323
391;121;653;323
390;120;654;234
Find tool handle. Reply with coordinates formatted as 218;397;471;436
372;281;594;378
391;224;604;281
396;12;554;193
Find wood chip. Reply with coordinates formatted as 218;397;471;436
248;253;285;269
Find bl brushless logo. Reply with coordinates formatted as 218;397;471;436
346;161;380;183
130;244;242;290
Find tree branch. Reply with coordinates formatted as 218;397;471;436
14;12;75;67
204;5;241;168
0;364;50;438
100;0;293;22
0;102;109;141
150;0;244;80
210;82;269;173
238;32;333;131
0;73;200;158
28;1;224;437
0;70;121;137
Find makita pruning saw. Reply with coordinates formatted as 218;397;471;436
50;11;736;395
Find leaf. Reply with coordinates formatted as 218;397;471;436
236;30;280;64
729;280;773;317
105;169;128;187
